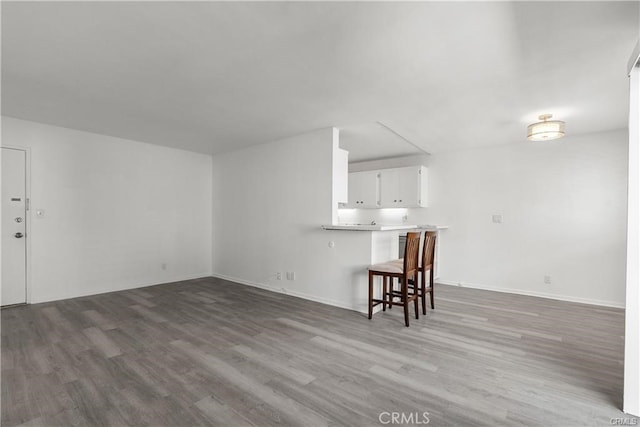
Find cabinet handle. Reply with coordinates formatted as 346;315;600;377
394;200;397;202
399;200;402;202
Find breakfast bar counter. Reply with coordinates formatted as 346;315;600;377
320;224;448;313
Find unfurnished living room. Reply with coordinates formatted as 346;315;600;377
2;1;640;426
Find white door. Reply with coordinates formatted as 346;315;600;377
1;148;27;306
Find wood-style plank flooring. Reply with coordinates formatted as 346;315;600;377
1;277;636;426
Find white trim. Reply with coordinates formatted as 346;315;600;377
210;272;366;313
29;273;211;304
437;280;625;309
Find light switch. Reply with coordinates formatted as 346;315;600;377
492;214;503;224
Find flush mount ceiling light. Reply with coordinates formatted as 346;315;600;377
527;114;565;141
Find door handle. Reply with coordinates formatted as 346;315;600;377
14;232;24;238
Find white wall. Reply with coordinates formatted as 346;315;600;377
211;127;375;312
344;129;628;307
1;117;212;303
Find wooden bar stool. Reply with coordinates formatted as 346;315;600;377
392;230;437;314
418;231;437;313
367;231;421;327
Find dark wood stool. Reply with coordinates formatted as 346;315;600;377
367;231;421;327
392;230;437;314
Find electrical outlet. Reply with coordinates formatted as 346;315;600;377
291;272;296;281
276;272;282;280
544;275;552;284
492;214;503;224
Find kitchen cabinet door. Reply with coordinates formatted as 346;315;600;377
347;171;380;208
380;167;426;208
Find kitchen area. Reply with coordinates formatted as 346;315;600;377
322;125;448;312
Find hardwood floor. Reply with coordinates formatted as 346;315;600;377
1;277;636;426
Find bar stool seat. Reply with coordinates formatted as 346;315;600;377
367;262;404;274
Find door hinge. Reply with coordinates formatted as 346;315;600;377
25;198;30;211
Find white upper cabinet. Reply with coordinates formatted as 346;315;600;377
347;170;380;208
346;166;427;209
380;166;427;208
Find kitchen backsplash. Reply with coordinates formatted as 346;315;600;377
338;208;432;226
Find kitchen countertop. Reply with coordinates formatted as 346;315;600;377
321;224;418;231
417;224;449;230
321;224;449;231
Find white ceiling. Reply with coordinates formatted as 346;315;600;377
2;2;638;159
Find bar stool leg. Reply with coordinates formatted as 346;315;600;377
403;280;410;327
430;268;435;309
382;276;387;312
368;270;374;319
414;275;420;320
421;269;427;315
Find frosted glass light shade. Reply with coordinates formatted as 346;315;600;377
527;114;565;141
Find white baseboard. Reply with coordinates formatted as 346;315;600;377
210;272;368;313
437;280;625;309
